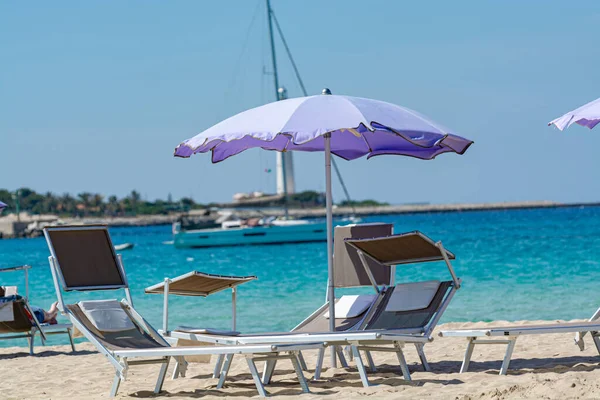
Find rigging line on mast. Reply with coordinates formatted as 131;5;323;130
271;8;357;216
219;0;262;121
266;0;280;96
266;0;289;219
331;156;357;216
270;10;307;96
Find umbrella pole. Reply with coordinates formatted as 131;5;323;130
324;133;337;368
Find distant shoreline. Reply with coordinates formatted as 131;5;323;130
58;200;599;228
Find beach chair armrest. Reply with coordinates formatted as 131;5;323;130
439;329;491;337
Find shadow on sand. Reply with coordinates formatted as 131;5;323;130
429;355;600;375
0;348;96;360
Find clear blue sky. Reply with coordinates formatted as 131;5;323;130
2;1;599;205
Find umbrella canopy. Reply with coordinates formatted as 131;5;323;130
174;94;472;161
0;201;6;211
549;97;600;131
174;91;473;366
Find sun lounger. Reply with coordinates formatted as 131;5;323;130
43;225;322;397
440;321;600;375
160;225;461;387
0;265;75;355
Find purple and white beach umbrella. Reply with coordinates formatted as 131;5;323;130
549;97;600;131
175;93;472;161
174;90;473;356
0;201;6;211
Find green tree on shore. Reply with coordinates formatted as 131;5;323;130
0;187;387;218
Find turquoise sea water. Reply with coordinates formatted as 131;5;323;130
1;206;600;348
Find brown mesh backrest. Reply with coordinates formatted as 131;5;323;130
46;227;126;290
333;224;393;288
347;231;455;265
145;272;257;297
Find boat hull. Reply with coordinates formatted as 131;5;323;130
174;222;327;248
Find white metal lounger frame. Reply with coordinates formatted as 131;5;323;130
346;235;461;371
179;329;431;387
287;232;443;379
440;322;600;375
163;227;394;385
289;282;387;368
164;275;399;387
167;233;460;387
0;265;75;355
158;294;380;383
43;225;320;398
152;272;259;383
152;271;256;379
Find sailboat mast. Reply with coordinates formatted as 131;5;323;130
266;0;280;100
266;0;290;218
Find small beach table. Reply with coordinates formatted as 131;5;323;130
145;271;257;373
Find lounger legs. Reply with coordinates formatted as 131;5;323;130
365;350;377;372
336;345;349;368
351;345;371;387
67;328;76;352
246;357;268;397
110;373;121;398
154;357;170;394
262;359;277;384
290;352;310;393
217;354;234;389
414;343;430;371
314;347;325;380
394;342;411;381
459;337;517;375
499;339;516;375
592;334;600;355
172;356;187;379
297;350;308;371
28;335;34;356
460;338;476;373
345;345;353;361
312;345;358;380
213;354;225;379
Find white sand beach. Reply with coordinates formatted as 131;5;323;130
1;320;599;399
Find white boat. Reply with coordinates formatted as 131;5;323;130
114;243;134;251
173;218;326;248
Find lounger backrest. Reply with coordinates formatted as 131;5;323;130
333;223;393;288
364;280;453;331
292;297;374;333
44;226;127;291
66;302;164;350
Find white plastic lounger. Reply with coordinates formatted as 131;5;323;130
43;225;321;398
440;321;600;375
